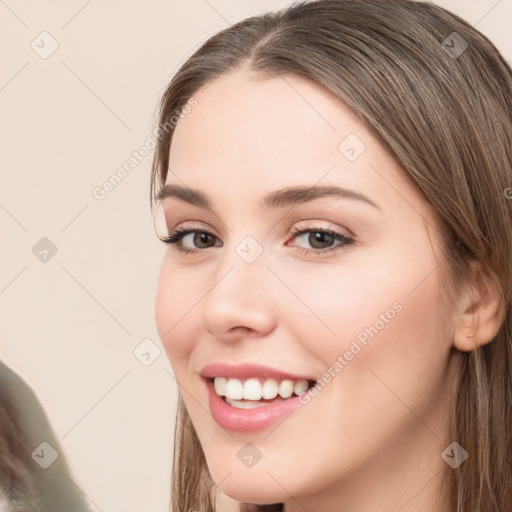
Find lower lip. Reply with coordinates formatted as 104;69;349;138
204;379;304;433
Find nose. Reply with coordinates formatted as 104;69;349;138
199;246;278;342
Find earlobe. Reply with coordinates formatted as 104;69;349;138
453;261;505;352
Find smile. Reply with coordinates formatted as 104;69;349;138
201;363;317;432
213;377;312;407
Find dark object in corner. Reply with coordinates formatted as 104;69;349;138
0;361;90;511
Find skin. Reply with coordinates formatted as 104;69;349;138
155;68;468;511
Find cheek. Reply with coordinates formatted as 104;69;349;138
289;268;390;351
155;257;200;369
274;252;451;468
282;238;446;374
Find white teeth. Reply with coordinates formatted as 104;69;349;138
213;376;311;401
243;378;262;400
214;377;227;396
294;380;308;395
278;379;294;398
225;398;270;409
262;378;278;399
225;378;244;400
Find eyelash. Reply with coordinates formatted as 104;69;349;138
160;224;354;257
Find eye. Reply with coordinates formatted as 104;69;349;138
288;225;354;257
159;226;221;254
159;224;354;257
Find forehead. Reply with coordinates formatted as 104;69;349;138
166;70;430;223
169;70;365;170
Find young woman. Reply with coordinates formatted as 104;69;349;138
150;1;512;510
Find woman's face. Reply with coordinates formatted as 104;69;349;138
155;69;460;509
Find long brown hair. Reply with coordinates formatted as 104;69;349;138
150;1;512;510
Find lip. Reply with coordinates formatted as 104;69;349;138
200;362;316;382
204;378;305;433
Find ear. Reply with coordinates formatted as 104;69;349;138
453;260;506;352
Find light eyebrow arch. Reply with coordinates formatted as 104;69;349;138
156;184;381;211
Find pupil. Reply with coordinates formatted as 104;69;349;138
195;232;211;248
310;232;333;249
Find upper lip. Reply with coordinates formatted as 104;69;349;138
200;362;316;382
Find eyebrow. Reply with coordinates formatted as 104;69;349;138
156;183;381;211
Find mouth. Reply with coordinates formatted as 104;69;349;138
203;377;316;433
200;362;318;432
208;376;317;409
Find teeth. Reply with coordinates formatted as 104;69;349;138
278;380;294;398
214;377;227;396
243;378;262;400
225;378;243;400
262;378;278;399
293;380;308;395
225;398;271;409
214;376;311;400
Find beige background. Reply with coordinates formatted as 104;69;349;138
0;1;510;511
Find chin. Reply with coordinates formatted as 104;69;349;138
221;486;284;506
210;469;286;504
